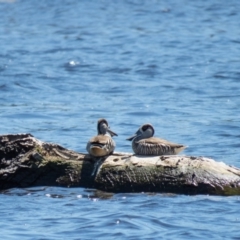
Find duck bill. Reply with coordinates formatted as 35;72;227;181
126;134;137;141
107;128;118;137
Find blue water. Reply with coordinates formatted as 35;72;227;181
1;0;240;239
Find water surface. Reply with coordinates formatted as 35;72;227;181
1;0;240;239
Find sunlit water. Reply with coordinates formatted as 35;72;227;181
1;0;240;239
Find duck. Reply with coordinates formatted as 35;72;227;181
86;118;118;157
126;123;187;155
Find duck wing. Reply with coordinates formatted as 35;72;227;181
136;137;187;155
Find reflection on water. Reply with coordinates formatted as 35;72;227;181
1;187;240;239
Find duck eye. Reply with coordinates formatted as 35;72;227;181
142;125;149;131
101;120;108;126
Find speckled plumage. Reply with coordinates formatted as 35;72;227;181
127;123;187;156
86;119;117;157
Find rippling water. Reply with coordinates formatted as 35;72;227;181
1;187;240;239
1;0;240;239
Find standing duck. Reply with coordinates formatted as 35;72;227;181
86;118;118;157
